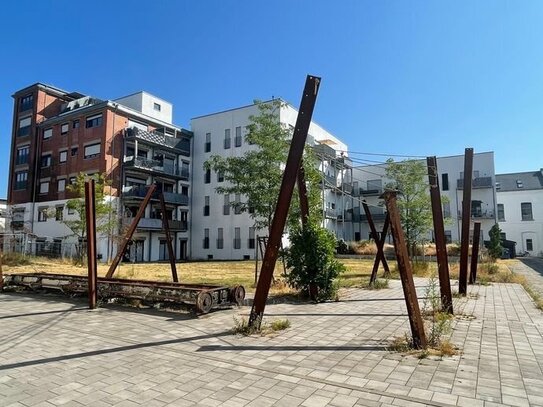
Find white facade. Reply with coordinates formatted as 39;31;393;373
189;100;347;260
496;170;543;256
115;92;173;124
350;152;497;244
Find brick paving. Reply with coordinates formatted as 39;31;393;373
1;265;543;406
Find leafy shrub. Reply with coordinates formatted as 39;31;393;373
488;224;503;260
284;222;346;302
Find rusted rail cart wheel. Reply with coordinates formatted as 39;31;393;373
230;285;246;306
196;291;213;314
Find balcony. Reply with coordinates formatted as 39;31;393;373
123;217;187;231
324;209;336;219
122;186;189;205
10;220;24;230
457;177;493;189
125;127;190;156
360;209;387;222
320;175;337;188
359;188;382;196
457;210;495;220
124;156;189;180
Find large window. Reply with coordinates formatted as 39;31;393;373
248;227;255;249
233;227;241;249
235;126;242;147
38;207;48;222
224;129;231;149
203;196;210;216
61;123;69;135
217;228;224;249
84;143;101;159
55;206;64;221
20;94;33;111
16;146;30;165
57;178;66;192
204;168;211;184
521;202;533;221
223;194;230;215
59;150;67;163
203;228;210;249
15;171;28;190
86;114;103;128
217;170;224;183
497;204;505;221
41;154;52;168
40;181;49;194
18;117;31;137
43;128;53;139
234;194;241;214
441;173;449;191
527;239;534;251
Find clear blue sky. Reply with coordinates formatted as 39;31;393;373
1;1;542;197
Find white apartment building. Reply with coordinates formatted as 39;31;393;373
349;151;497;244
496;170;543;256
190;100;347;260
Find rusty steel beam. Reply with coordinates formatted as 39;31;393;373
106;184;157;278
364;203;390;284
459;148;474;295
249;75;321;328
85;180;98;309
0;245;3;291
469;222;482;284
382;190;427;349
297;163;310;227
427;156;453;314
159;193;179;282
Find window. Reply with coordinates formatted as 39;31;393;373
39;181;49;194
69;176;76;185
441;173;449;191
204;133;211;153
59;150;67;163
517;180;524;188
15;171;28;190
16;146;30;165
84;143;100;159
73;119;80;129
442;202;451;218
217;170;224;183
58;178;66;192
86;114;103;128
203;228;210;249
18;117;32;137
235;126;242;147
38;207;48;222
204;168;211;184
61;123;69;135
55;206;64;221
495;182;501;191
217;228;224;249
234;194;241;214
41;154;52;168
444;230;452;244
233;227;241;249
71;147;78;156
224;129;231;149
154;103;161;111
497;204;505;221
68;206;75;215
223;194;230;215
500;232;507;240
20;94;33;111
181;161;190;178
527;239;534;251
204;196;210;216
521;202;533;221
43;128;53;140
248;227;255;249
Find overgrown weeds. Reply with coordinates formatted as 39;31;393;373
365;278;389;290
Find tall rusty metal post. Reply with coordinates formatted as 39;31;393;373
459;148;474;295
106;184;157;278
85;180;98;309
249;75;321;329
364;203;390;284
0;246;4;291
469;222;482;284
159;193;179;282
382;191;427;349
427;156;453;314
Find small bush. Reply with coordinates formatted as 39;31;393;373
232;316;291;336
270;319;291;331
479;263;499;275
365;278;389;290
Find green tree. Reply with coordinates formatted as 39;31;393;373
488;223;503;260
385;159;433;256
204;99;322;233
284;222;346;301
61;172;118;263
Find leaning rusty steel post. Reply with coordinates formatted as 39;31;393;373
427;156;453;314
85;180;98;309
159;193;179;282
364;203;390;284
378;215;391;278
382;190;427;349
459;148;474;295
106;184;157;278
249;75;321;328
469;222;481;284
0;246;3;291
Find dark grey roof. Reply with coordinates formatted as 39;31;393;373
496;170;543;191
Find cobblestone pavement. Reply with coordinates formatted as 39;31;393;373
1;270;543;406
511;258;543;299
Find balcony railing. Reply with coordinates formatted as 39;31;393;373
320;175;337;188
122;186;189;205
324;209;336;219
123;217;187;231
359;188;382;196
125;127;190;156
11;220;24;229
457;177;493;189
124;156;188;179
457;210;495;219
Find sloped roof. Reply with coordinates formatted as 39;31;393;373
496;170;543;191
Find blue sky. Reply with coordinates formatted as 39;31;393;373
1;1;542;197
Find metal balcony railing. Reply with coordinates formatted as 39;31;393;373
124;156;188;179
457;210;495;219
125;127;190;156
122;217;187;231
122;186;189;205
457;177;493;189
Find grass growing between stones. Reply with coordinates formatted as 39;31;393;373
364;278;389;290
232;316;291;336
